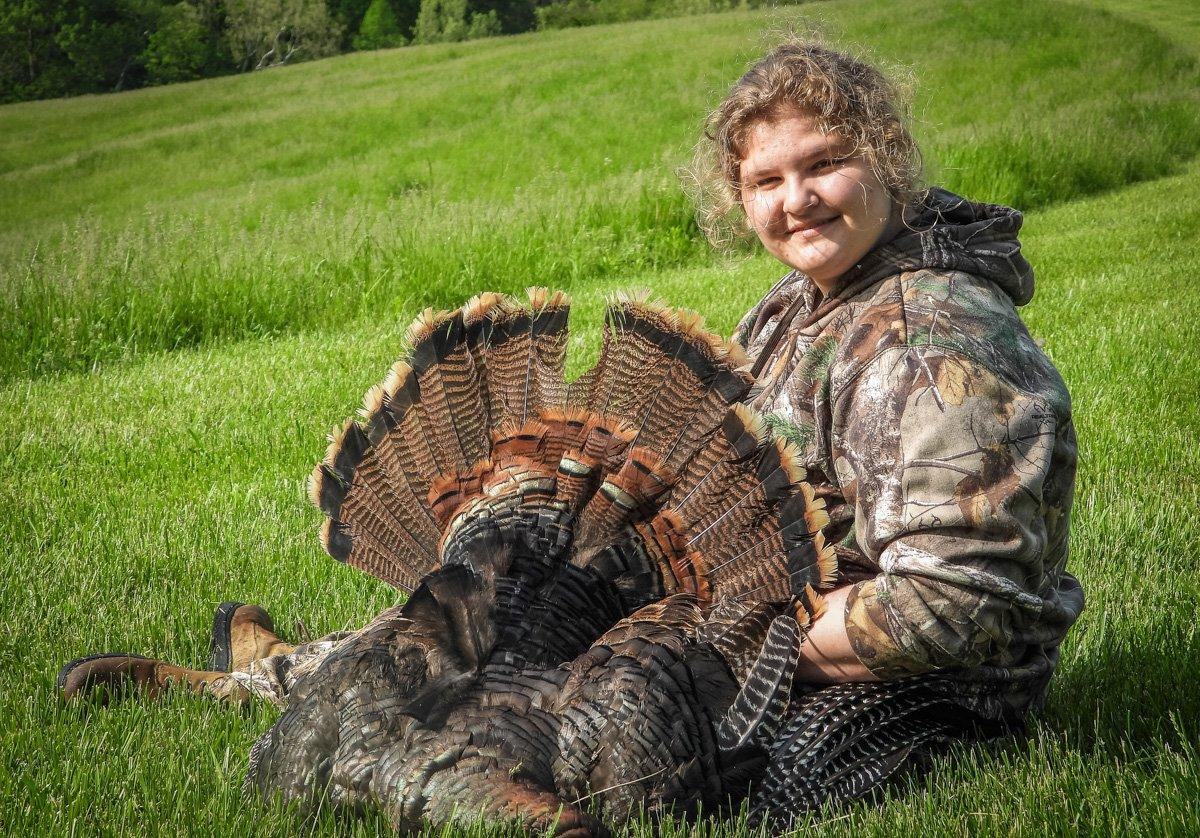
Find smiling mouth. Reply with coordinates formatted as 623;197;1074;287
788;217;839;237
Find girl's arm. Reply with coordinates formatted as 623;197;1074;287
794;584;880;684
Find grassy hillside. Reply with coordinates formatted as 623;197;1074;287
2;0;1199;834
2;0;1198;382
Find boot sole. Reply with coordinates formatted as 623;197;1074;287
57;652;155;691
208;601;244;673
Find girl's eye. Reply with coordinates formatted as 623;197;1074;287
814;156;848;171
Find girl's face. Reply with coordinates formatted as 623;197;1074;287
738;111;895;292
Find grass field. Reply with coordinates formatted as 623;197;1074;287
2;0;1199;834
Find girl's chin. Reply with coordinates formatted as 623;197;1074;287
787;245;849;278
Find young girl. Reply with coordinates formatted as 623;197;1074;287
694;38;1083;810
60;38;1083;820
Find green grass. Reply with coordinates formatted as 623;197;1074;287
2;0;1199;382
2;0;1199;834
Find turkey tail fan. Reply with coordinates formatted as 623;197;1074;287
310;286;834;633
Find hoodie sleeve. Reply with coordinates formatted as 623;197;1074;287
831;343;1079;679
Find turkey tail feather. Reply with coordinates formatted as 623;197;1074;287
717;614;801;751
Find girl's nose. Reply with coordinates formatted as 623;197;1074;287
781;177;817;216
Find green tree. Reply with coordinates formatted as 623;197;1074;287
465;7;498;37
0;0;67;102
224;0;341;71
325;0;369;48
142;2;208;83
413;0;465;43
353;0;405;49
413;0;504;42
55;0;161;92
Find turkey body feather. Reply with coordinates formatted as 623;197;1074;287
249;289;840;834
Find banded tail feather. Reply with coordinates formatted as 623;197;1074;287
717;613;801;751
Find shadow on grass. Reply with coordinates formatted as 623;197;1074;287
1044;628;1198;753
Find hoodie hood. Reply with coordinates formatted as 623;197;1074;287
737;188;1036;357
860;187;1035;306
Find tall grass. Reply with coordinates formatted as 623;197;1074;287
2;0;1198;382
5;178;703;380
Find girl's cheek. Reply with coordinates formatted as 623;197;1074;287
816;173;850;206
747;193;772;226
758;192;782;219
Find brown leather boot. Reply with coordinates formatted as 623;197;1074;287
57;653;227;702
208;602;295;672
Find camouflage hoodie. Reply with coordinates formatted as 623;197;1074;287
735;188;1084;717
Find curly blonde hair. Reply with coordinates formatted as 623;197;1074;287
684;38;924;249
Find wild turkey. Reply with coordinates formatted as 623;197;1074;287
245;288;843;834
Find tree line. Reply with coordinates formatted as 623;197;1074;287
0;0;782;103
0;0;530;103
